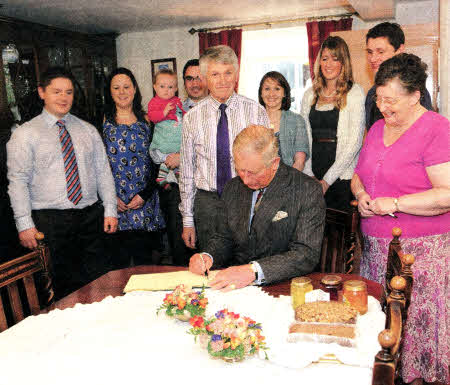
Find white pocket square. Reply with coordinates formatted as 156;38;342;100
272;210;288;222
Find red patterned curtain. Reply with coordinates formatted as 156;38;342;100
306;18;353;80
199;29;242;90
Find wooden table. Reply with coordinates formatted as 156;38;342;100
53;266;383;310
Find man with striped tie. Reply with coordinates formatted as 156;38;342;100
7;67;118;299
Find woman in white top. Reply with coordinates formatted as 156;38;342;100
301;36;365;211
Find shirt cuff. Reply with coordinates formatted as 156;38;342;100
16;215;35;233
251;261;265;285
201;252;213;264
182;216;194;227
103;203;118;218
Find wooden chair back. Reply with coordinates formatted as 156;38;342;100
372;228;415;385
0;232;54;332
319;200;360;274
384;228;414;312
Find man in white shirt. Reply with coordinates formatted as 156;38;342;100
179;45;269;251
7;67;117;299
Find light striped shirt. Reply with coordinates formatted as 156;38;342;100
179;93;270;227
7;109;117;232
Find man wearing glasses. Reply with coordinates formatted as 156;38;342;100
182;59;208;111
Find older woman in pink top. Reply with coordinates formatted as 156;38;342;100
352;54;449;385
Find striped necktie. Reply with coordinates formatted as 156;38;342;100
56;119;83;205
254;188;265;213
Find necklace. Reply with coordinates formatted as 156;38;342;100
321;89;337;98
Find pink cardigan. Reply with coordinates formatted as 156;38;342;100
147;96;184;123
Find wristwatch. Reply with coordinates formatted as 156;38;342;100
249;262;258;282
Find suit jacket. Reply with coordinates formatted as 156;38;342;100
205;163;326;284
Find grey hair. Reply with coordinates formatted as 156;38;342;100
199;45;239;75
233;125;279;166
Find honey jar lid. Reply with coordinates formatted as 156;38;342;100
321;274;342;285
343;280;367;291
291;277;312;287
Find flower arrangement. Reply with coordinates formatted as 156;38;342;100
157;285;208;321
188;309;269;362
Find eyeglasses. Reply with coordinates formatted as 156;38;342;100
185;76;201;82
374;95;401;106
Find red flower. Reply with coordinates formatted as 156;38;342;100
177;298;186;309
199;298;208;308
190;316;205;328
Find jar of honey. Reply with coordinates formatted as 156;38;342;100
291;277;313;310
343;280;368;315
320;274;343;301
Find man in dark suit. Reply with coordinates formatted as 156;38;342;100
189;125;325;290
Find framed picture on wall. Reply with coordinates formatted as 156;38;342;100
151;58;177;96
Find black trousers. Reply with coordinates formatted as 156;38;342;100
193;189;222;252
105;230;160;269
32;201;107;300
324;179;353;212
158;183;190;266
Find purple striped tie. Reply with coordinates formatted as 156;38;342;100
216;104;231;196
57;120;83;205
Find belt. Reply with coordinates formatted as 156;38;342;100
313;138;337;143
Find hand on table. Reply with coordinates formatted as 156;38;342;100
209;265;255;292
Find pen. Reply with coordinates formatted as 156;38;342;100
388;213;398;218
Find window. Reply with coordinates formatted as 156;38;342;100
239;26;310;113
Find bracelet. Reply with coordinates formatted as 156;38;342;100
393;198;400;212
354;189;365;198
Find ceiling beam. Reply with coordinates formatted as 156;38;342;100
347;0;395;20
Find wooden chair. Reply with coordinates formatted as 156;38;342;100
384;228;414;313
0;232;54;332
372;228;415;385
319;200;360;274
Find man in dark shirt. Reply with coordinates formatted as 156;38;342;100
365;22;433;130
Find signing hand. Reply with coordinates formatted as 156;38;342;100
209;265;256;292
182;226;196;249
165;153;180;169
189;253;213;276
19;227;39;249
104;217;118;233
357;191;375;218
117;197;128;213
369;197;396;216
127;194;145;210
163;102;174;116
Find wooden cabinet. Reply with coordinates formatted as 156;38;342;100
0;16;117;129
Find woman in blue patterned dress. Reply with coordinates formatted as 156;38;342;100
103;67;165;267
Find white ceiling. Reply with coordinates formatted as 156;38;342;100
0;0;397;35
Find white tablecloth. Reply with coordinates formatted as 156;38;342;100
0;287;385;385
